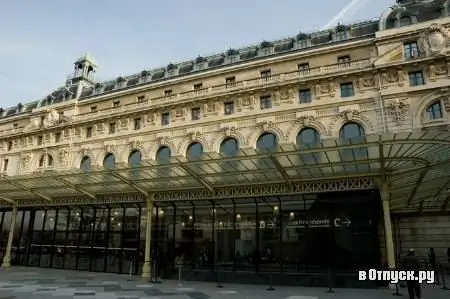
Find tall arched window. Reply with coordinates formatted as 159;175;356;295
220;138;239;172
128;150;142;179
256;133;278;152
426;101;443;120
156;146;171;163
340;122;367;161
103;153;116;169
186;142;203;160
38;154;54;168
80;156;91;172
128;150;142;166
220;138;239;156
296;128;320;164
156;146;172;178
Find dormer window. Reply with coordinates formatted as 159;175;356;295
168;69;176;77
228;55;237;63
404;41;419;59
197;62;205;71
335;30;347;41
399;15;412;27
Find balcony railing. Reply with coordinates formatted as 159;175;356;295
1;59;372;131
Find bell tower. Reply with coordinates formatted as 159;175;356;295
66;53;98;86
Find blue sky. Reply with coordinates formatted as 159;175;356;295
0;0;394;108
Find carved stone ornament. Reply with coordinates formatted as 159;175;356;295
221;126;238;137
20;154;31;170
187;131;202;141
356;77;375;89
237;95;256;111
418;23;449;56
256;120;275;132
58;149;70;166
24;118;40;131
42;109;60;128
156;136;170;145
339;109;359;121
104;144;118;154
386;99;409;123
382;72;398;84
129;140;144;150
79;147;92;157
298;115;316;127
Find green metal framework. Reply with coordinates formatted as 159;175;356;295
0;131;449;212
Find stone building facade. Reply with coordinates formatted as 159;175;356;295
0;0;449;286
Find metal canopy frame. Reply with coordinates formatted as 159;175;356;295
0;131;449;212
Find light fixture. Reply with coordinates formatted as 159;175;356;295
181;222;185;227
189;215;193;220
289;212;295;217
114;211;119;216
219;221;223;226
236;214;241;220
159;209;164;215
274;206;278;210
75;212;80;216
117;223;121;226
111;217;114;221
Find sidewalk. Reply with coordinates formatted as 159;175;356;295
0;267;449;298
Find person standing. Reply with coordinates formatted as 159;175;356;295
428;248;438;284
403;249;422;299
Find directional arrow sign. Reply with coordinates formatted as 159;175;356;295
334;217;351;228
342;216;351;227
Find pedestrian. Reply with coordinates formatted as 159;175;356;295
403;249;422;299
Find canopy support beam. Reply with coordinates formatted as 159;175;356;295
270;155;293;191
55;177;97;200
178;164;214;194
0;195;14;204
407;169;429;205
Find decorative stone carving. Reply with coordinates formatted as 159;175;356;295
315;82;335;98
187;131;202;141
58;149;70;167
42;109;60;128
355;77;375;91
104;144;118;154
79;147;93;157
256;120;276;132
237;95;256;111
156;136;170;145
386;98;409;124
397;70;407;85
20;154;31;170
221;126;238;137
339;109;359;121
119;118;129;130
418;23;449;57
298;115;316;127
172;107;186;120
129;140;144;150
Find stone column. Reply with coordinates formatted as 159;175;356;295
142;194;154;278
380;183;396;269
1;205;18;269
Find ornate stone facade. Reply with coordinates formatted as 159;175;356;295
0;16;449;178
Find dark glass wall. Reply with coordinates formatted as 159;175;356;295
1;189;380;287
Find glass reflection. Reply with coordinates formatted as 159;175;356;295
128;150;142;179
156;146;171;178
103;153;116;169
234;199;257;271
186;142;203;160
220;138;239;156
340;122;367;161
80;156;91;171
256;133;278;152
296;128;321;165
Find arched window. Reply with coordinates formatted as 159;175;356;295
399;15;411;27
256;133;278;152
128;150;142;166
103;153;116;169
80;156;91;171
296;128;321;164
340;122;367;161
186;142;203;160
38;154;54;168
156;146;171;163
128;150;142;179
426;101;443;120
220;138;239;156
220;138;239;172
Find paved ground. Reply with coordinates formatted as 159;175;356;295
0;267;449;298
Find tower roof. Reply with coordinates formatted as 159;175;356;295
74;53;98;67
